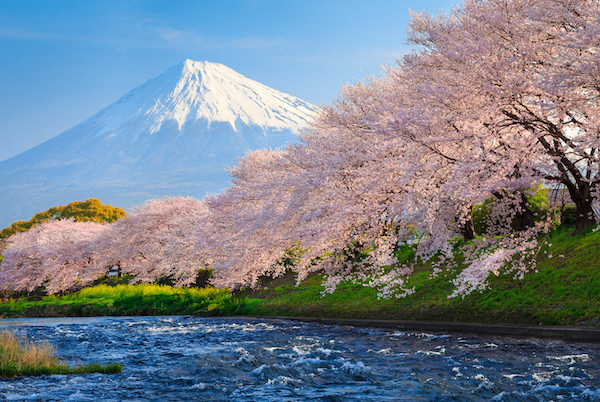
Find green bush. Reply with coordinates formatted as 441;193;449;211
0;283;250;318
194;268;214;288
1;198;126;239
560;205;577;227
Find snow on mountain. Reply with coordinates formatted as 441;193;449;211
0;60;317;227
94;59;315;138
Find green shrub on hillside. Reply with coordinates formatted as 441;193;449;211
1;198;126;239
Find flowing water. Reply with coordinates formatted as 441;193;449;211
0;316;598;401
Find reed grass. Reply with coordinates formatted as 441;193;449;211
0;327;122;377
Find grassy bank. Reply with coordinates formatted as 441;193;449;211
0;284;254;318
0;228;598;327
238;227;600;327
0;327;121;377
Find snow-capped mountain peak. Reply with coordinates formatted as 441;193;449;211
95;59;316;136
0;60;318;227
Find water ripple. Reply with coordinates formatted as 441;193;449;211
0;316;598;401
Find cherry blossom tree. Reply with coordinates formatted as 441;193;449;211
94;196;208;287
306;75;548;298
282;0;599;297
203;0;597;297
0;197;208;294
199;124;413;291
4;0;598;300
404;0;600;232
0;219;108;294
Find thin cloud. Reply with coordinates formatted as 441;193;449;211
0;21;284;51
152;25;283;50
0;26;55;40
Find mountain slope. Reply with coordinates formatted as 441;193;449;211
0;60;317;227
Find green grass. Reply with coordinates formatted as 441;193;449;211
238;227;600;327
0;284;254;318
0;327;121;377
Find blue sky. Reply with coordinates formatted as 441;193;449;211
0;0;458;161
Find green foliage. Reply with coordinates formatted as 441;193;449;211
92;274;135;287
0;361;122;378
155;275;176;287
395;243;416;262
0;284;252;318
279;245;304;269
0;198;126;239
472;200;493;235
560;205;578;227
526;184;550;213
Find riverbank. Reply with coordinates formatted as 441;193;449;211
243;316;600;342
0;228;598;337
0;284;255;318
238;227;600;328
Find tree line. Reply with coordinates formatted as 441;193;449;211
1;0;598;297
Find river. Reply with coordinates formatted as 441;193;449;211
1;316;598;400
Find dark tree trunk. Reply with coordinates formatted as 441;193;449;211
500;115;598;234
561;180;596;234
573;200;596;233
460;207;476;242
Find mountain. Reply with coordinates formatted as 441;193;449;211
0;60;317;227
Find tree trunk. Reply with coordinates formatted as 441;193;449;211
573;198;596;233
566;181;596;234
460;207;476;242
